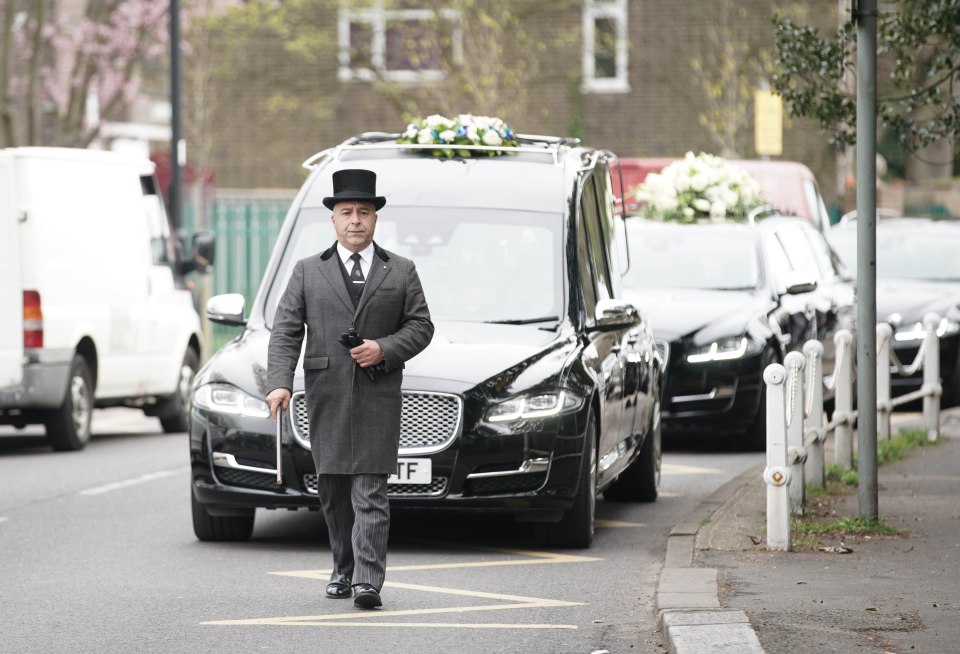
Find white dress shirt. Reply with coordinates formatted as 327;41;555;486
337;242;374;280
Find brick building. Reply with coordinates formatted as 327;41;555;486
200;0;841;205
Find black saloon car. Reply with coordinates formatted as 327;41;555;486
190;133;663;547
829;217;960;407
621;216;855;447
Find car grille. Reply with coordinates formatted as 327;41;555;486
301;474;448;497
290;390;462;453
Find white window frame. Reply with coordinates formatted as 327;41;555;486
582;0;630;94
338;2;463;83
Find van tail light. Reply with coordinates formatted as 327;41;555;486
23;290;43;348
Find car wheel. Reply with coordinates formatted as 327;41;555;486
191;490;255;542
539;412;597;549
157;349;199;434
604;400;661;503
45;355;94;452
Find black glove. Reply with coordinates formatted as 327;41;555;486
338;328;386;381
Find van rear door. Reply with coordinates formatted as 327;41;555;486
0;153;23;388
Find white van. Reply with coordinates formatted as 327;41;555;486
0;147;215;450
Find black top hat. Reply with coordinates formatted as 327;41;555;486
322;169;387;211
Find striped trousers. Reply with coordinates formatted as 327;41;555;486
315;473;390;591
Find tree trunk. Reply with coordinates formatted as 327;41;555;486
0;0;17;147
27;0;46;144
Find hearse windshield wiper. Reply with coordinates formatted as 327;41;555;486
484;316;560;325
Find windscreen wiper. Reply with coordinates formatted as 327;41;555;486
484;316;560;325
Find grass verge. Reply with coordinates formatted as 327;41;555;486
784;427;932;550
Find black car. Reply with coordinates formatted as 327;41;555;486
621;216;855;447
828;217;960;406
189;133;663;547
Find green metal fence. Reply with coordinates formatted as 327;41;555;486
183;190;296;356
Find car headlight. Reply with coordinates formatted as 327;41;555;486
894;318;960;342
686;336;762;363
193;383;271;418
485;391;583;423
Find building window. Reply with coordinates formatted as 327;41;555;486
339;2;463;83
582;0;629;94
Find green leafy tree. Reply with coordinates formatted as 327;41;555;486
772;1;960;155
690;0;777;158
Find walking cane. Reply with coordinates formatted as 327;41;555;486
275;405;284;487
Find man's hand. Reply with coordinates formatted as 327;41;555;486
350;339;384;368
266;388;291;419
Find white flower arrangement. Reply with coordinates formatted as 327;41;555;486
396;113;519;157
634;152;762;223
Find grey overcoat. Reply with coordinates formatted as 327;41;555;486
266;241;434;475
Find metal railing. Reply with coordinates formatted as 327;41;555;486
763;314;942;551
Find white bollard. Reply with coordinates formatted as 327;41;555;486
784;352;806;515
833;330;855;470
923;313;941;442
803;340;825;489
877;323;893;441
763;363;791;551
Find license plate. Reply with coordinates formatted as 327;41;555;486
389;458;432;484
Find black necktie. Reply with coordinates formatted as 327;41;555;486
350;253;365;301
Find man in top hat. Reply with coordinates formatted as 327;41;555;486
265;168;434;609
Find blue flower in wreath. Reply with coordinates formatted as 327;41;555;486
457;125;468;137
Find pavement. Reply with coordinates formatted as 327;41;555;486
657;409;960;654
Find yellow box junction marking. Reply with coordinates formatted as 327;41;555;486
594;518;645;528
661;463;723;475
203;545;601;630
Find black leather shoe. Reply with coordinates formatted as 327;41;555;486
325;580;352;599
353;583;382;609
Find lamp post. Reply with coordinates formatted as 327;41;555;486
854;0;878;520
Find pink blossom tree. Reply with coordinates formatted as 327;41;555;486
0;0;234;148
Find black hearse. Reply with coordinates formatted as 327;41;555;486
189;132;662;547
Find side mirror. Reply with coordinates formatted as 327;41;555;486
192;231;216;273
784;273;818;295
591;298;640;331
206;293;246;326
174;230;216;276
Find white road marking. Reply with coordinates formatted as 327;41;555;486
661;463;723;475
79;467;187;496
0;517;8;524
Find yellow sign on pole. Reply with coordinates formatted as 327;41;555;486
754;90;783;156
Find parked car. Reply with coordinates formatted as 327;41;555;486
190;132;663;547
621;215;855;448
828;217;960;406
612;157;833;232
0;147;215;450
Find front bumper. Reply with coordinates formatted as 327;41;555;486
189;403;589;519
660;348;765;436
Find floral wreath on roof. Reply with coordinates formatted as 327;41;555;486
634;152;762;223
396;113;519;158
